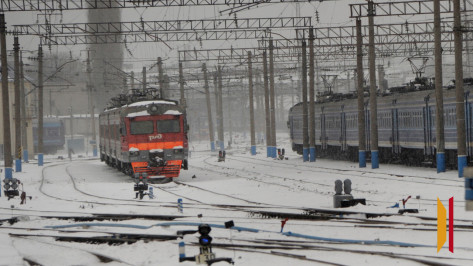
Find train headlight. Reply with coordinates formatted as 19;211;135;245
129;150;139;156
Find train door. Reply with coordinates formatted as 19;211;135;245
466;92;473;157
340;106;347;151
320;107;327;150
423;96;434;156
391;103;400;154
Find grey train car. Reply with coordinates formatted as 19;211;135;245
288;86;473;168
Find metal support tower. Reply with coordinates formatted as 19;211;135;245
301;40;309;162
356;19;366;168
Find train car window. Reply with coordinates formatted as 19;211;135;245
130;121;154;135
157;119;181;133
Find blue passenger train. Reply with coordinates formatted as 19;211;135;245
288;85;473;168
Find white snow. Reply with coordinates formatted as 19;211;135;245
0;135;472;265
173;146;184;149
129;147;139;152
127;100;176;107
126;110;149;117
150;149;164;153
164;110;183;115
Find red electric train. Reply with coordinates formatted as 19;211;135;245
99;91;188;179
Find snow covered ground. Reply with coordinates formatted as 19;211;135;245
1;137;472;266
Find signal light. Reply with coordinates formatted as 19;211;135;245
198;224;212;246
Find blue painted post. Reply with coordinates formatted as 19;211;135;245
273;147;277;158
371;150;379;169
177;198;183;213
359;150;366;168
93;147;97;157
437;152;446;173
309;147;316;162
15;159;21;172
5;167;13;179
23;149;28;163
466;177;473;210
303;148;309;162
220;142;225;151
148;187;154;199
458;155;467;177
178;242;186;260
210;141;216;152
251;145;256;155
38;153;43;166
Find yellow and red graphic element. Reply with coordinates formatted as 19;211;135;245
437;197;454;253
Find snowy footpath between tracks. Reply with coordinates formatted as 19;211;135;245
0;233;26;266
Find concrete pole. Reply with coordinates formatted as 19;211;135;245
158;57;164;98
1;14;13;179
434;0;446;173
453;0;467;177
38;45;44;156
269;40;277;158
20;51;28;162
309;28;316;162
263;51;271;157
217;66;225;151
248;52;256;155
142;66;146;91
356;19;366;168
301;40;309;162
86;53;97;157
179;62;186;108
14;37;21;162
202;63;215;152
368;0;379;169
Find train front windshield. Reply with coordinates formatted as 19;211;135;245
130;121;154;135
157;119;181;133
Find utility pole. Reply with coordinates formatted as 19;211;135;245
14;37;21;164
248;51;256;155
38;45;44;158
217;66;224;151
434;0;446;173
179;62;186;108
158;57;165;98
301;40;309;162
263;51;271;157
368;0;379;169
142;66;147;91
453;0;467;177
86;51;97;157
269;40;277;158
309;28;316;162
202;63;215;152
20;51;28;162
1;14;13;179
356;19;366;168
